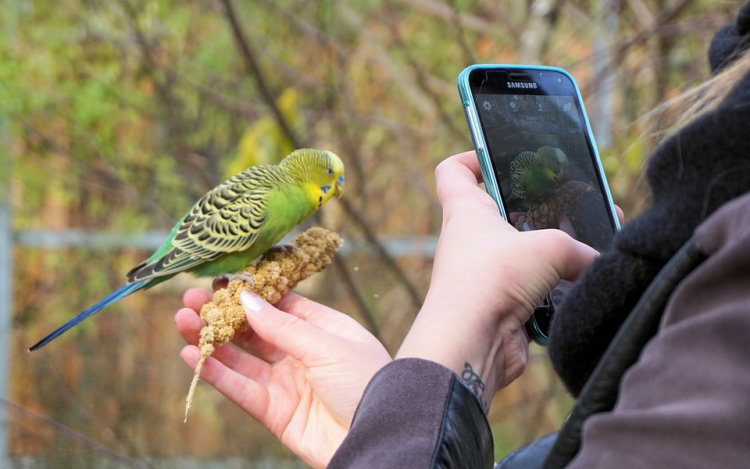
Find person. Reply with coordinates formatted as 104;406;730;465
176;148;598;467
175;3;750;468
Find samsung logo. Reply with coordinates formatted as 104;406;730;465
507;81;538;89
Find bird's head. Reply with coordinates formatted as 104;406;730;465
282;149;346;208
538;146;569;182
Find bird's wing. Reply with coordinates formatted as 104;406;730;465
510;151;539;172
509;151;538;198
128;166;283;282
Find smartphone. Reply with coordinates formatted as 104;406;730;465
457;64;621;345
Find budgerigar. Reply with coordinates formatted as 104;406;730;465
29;148;345;351
508;146;569;201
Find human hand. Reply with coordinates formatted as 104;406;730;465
397;151;600;410
176;288;391;469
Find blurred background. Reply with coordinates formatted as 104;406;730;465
1;0;739;467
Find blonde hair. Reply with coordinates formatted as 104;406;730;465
646;49;750;137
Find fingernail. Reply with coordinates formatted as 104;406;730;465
241;290;266;313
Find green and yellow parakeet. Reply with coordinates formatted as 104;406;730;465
508;146;569;201
29;148;345;351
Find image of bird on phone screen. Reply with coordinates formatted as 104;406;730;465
476;93;615;252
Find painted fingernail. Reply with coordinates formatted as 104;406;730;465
241;290;265;313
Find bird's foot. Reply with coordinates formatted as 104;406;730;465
267;243;297;256
217;272;255;287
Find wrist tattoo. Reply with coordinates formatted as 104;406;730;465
461;362;489;413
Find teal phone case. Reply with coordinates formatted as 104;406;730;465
457;64;621;345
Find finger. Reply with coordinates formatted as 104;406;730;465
174;307;261;364
175;307;204;346
211;342;272;378
436;153;498;208
275;293;379;343
178;290;283;364
434;152;510;229
274;292;325;321
615;205;625;225
241;291;338;363
560;242;599;282
230;326;284;364
183;288;213;312
177;307;275;375
434;152;485;204
182;333;273;383
181;345;269;422
530;229;599;282
437;151;483;183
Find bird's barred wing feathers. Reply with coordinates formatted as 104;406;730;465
172;187;268;255
509;151;538;199
127;165;287;282
510;151;541;171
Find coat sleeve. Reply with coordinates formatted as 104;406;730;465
566;192;750;468
328;358;495;469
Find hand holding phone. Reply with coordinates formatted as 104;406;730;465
458;65;621;345
399;151;601;401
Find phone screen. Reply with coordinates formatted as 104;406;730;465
459;66;620;343
470;69;616;251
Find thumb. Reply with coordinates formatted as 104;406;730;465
240;290;331;362
535;230;600;283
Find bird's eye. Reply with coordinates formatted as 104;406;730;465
326;168;333;175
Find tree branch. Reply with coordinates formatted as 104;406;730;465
333;255;381;337
220;0;424;324
447;0;478;65
518;0;567;63
383;0;468;143
2;398;152;469
118;0;214;191
220;0;302;150
339;197;424;312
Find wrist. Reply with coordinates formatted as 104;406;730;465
396;296;530;411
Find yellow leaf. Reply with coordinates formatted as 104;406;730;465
223;88;302;177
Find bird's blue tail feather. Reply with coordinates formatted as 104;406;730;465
28;281;146;351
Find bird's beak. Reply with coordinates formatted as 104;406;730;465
334;174;345;198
